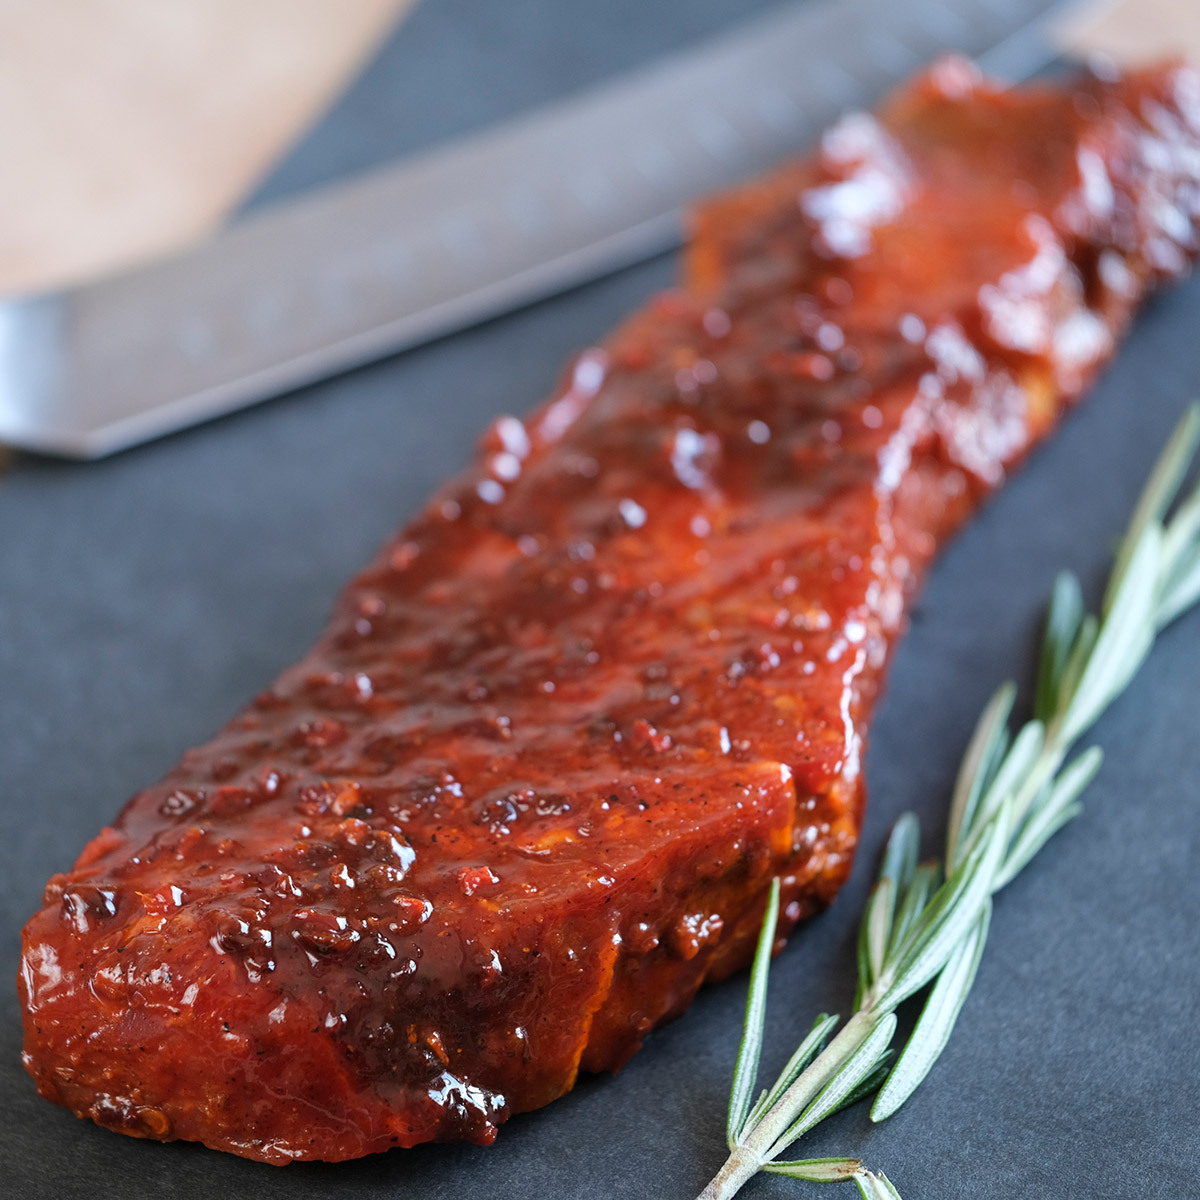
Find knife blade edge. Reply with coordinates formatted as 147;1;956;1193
0;0;1072;458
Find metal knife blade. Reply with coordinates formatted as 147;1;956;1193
0;0;1077;458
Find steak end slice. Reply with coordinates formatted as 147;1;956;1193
19;58;1200;1163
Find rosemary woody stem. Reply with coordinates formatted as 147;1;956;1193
755;1011;881;1159
696;1148;762;1200
698;1011;883;1199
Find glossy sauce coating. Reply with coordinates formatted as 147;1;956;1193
20;59;1200;1163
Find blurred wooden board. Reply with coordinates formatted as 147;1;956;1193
0;0;413;294
1058;0;1200;65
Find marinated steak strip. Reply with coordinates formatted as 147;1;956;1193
20;59;1200;1163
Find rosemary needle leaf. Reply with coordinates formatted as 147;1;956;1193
862;877;896;989
771;1014;898;1152
830;1050;895;1117
878;1175;903;1200
854;1170;904;1200
859;818;917;990
945;682;1016;864
744;1013;839;1130
854;938;871;1012
1161;480;1200;575
878;813;920;897
1000;800;1084;893
1062;526;1160;741
1158;543;1200;628
967;719;1045;843
1106;405;1200;609
761;1157;864;1182
995;747;1102;889
881;811;1006;1010
1035;571;1084;722
1055;611;1099;726
726;878;781;1146
870;900;991;1121
887;862;939;959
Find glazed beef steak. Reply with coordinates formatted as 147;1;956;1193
19;59;1200;1162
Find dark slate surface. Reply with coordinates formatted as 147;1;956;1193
3;2;1198;1197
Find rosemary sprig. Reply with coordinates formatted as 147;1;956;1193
696;405;1200;1200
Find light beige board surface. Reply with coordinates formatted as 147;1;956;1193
1058;0;1200;65
0;0;413;294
